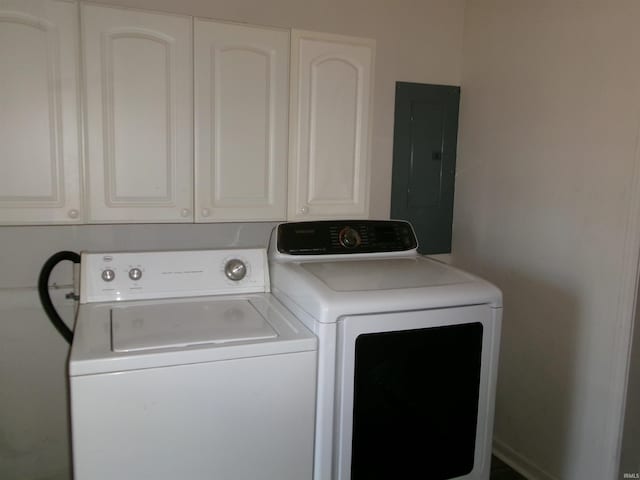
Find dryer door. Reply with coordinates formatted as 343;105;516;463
334;304;500;480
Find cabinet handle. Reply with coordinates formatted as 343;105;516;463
201;208;211;217
180;208;191;218
300;206;309;215
68;209;79;219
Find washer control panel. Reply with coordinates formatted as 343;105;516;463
80;249;268;304
276;220;418;255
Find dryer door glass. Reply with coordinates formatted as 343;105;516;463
351;322;483;480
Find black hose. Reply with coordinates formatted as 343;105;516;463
38;251;81;345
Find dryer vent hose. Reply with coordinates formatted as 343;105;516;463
38;251;81;345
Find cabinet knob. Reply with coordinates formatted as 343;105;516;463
180;208;191;218
68;209;79;219
300;206;309;215
201;208;211;217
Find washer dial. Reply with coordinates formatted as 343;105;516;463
129;268;143;281
101;269;115;282
224;259;247;281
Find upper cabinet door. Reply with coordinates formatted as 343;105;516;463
194;19;289;222
0;0;82;224
288;30;375;221
82;4;193;223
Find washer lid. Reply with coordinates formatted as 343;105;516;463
111;299;277;352
301;257;472;292
70;294;316;376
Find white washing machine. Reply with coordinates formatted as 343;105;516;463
69;248;317;480
268;220;503;480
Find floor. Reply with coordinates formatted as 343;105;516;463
491;455;528;480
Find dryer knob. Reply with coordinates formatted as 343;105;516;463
339;226;361;249
224;259;247;281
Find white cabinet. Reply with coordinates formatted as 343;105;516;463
288;30;375;221
0;0;82;224
82;4;193;223
194;19;289;222
0;3;376;225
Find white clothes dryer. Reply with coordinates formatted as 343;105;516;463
268;220;503;480
70;248;317;480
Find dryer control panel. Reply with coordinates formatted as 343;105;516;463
275;220;418;255
80;248;269;304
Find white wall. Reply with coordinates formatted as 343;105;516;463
454;1;640;479
0;1;467;479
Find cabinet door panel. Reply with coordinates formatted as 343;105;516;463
109;34;172;202
289;31;374;220
195;19;288;221
0;0;82;224
82;4;192;223
308;59;359;202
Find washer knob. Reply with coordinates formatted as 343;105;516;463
129;268;142;281
224;259;247;281
101;269;115;282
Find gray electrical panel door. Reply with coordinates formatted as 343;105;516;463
391;82;460;254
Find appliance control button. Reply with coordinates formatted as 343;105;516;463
129;268;142;281
101;269;115;282
224;259;247;281
339;226;361;249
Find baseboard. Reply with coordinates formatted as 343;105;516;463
493;437;558;480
